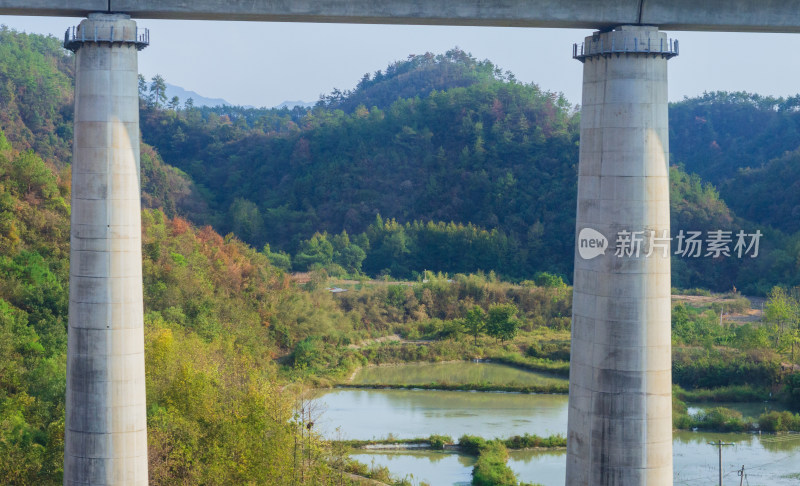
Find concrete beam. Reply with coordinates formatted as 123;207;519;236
2;0;800;32
0;0;106;18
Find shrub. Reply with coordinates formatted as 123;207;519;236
757;411;800;432
782;372;800;410
692;407;751;432
458;435;488;455
471;441;517;486
429;434;452;450
503;433;566;449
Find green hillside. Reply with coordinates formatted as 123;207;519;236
137;54;799;293
0;28;361;485
0;28;794;293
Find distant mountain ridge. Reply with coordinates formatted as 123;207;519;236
274;100;315;109
165;83;232;108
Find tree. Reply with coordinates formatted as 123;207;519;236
331;231;366;274
263;243;292;272
764;287;799;355
462;305;486;345
533;271;566;288
294;233;334;270
149;74;167;107
184;97;194;110
486;303;519;343
227;198;264;244
168;96;180;111
137;74;147;100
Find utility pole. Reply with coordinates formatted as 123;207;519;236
708;441;735;486
738;465;745;486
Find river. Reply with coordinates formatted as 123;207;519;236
318;363;800;485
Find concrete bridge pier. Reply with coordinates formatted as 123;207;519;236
567;25;677;485
64;13;149;485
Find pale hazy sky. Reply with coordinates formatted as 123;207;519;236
5;15;800;108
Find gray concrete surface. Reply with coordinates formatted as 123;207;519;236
567;25;673;486
65;13;148;486
2;0;800;32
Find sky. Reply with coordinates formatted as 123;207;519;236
4;15;800;108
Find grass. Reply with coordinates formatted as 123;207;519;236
674;384;771;402
489;353;570;377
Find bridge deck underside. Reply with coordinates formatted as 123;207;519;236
3;0;800;33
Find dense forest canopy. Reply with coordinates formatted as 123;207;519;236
0;28;798;294
130;52;799;293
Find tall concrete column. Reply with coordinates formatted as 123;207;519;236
64;13;149;485
566;26;677;485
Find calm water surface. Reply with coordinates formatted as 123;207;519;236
316;388;568;439
321;363;800;486
353;433;800;486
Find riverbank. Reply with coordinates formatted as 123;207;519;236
336;382;568;394
336;433;567;453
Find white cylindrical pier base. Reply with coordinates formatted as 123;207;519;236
567;25;676;486
64;13;148;486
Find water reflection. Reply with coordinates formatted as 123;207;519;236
316;388;568;440
507;450;567;486
350;451;475;486
673;431;800;485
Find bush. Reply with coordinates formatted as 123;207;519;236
692;407;751;432
458;435;487;455
782;373;800;410
672;348;780;389
757;410;800;432
291;337;321;369
503;433;565;449
532;272;566;288
429;434;452;450
471;441;517;486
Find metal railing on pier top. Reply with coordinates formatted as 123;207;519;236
573;36;678;62
63;25;149;52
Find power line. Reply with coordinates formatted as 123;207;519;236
742;449;800;471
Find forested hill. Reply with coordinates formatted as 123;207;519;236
136;50;799;292
140;51;580;279
670;92;800;235
0;27;74;166
317;48;516;112
0;28;798;292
